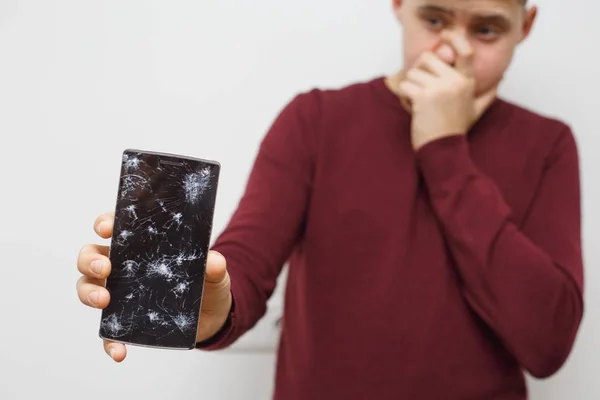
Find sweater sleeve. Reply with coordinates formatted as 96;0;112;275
195;90;320;350
415;128;584;378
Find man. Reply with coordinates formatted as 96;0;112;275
76;0;584;398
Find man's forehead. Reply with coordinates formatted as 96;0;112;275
412;0;520;19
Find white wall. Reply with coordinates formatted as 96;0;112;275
0;1;597;399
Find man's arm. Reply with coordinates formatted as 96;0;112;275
416;126;584;378
196;90;321;349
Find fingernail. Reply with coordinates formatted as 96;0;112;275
88;291;100;305
108;347;116;358
98;221;107;232
90;260;104;275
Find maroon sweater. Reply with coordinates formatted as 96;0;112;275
197;77;584;399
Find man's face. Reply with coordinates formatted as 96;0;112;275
393;0;537;95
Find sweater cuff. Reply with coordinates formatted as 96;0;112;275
415;134;475;195
195;291;236;350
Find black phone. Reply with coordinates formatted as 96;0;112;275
99;149;220;350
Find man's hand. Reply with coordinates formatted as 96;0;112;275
398;31;498;151
76;212;232;362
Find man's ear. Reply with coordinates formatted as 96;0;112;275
519;6;538;42
392;0;404;22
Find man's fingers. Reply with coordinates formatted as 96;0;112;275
398;80;421;101
415;51;454;78
406;67;436;87
78;244;111;278
76;276;110;309
205;250;228;284
94;212;115;239
104;340;127;362
442;30;474;77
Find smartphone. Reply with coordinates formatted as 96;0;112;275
99;149;220;350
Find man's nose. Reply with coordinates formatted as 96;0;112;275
435;43;456;66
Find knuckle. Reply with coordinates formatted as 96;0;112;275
407;69;421;81
79;244;90;255
451;80;464;91
103;212;115;224
94;212;113;230
421;52;433;62
417;51;431;64
93;215;104;229
436;86;453;98
449;77;468;92
79;244;96;256
398;83;409;95
76;276;87;295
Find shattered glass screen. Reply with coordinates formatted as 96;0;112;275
99;149;220;349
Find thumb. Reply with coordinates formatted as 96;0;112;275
205;250;228;284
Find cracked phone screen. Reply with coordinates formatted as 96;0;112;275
99;149;220;349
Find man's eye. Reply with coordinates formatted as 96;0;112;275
425;17;445;29
475;26;500;39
